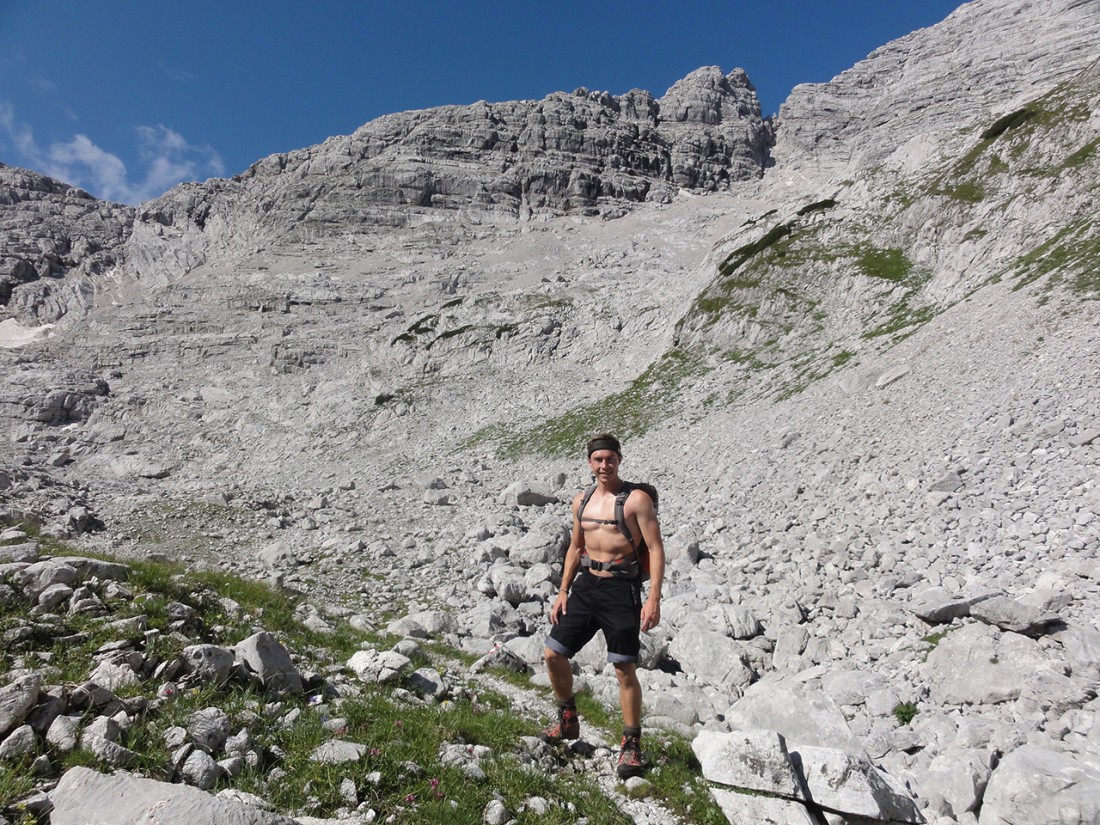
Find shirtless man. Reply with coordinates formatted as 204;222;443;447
541;433;665;778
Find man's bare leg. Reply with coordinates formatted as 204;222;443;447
614;662;642;729
541;648;581;742
544;648;574;701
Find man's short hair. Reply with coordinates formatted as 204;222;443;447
586;433;621;457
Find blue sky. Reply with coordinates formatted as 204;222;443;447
0;1;967;205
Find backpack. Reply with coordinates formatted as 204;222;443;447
577;481;658;581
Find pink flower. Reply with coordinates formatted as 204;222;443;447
404;793;417;803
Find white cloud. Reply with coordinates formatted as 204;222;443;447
0;102;224;205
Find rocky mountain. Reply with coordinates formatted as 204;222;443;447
2;0;1100;823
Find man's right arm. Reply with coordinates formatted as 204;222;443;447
551;494;584;623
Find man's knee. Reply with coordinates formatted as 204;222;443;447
613;662;638;685
544;647;567;667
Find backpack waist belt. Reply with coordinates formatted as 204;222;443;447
580;553;639;577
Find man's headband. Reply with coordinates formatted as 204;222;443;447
587;438;621;457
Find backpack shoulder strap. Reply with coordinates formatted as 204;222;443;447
614;482;637;547
577;483;598;522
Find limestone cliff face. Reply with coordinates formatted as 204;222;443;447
119;67;769;286
0;164;134;322
771;0;1100;181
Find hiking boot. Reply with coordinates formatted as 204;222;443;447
616;734;643;778
538;706;580;743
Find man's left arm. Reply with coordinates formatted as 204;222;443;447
633;491;664;632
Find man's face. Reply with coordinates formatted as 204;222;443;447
588;449;621;482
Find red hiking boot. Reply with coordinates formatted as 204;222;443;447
616;734;643;778
538;706;580;743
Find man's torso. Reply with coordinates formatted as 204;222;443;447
577;487;640;563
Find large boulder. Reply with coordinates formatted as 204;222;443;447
722;678;862;753
978;745;1100;825
923;623;1056;705
49;766;297;824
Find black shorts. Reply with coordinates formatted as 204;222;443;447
546;570;642;664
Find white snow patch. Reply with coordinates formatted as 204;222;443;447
0;318;55;348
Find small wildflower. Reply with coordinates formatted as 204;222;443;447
369;747;382;757
404;793;417;803
394;720;404;729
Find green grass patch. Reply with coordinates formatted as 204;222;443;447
484;348;710;458
831;350;855;368
1062;138;1099;169
643;734;729;825
853;246;913;281
940;181;986;203
1011;218;1100;297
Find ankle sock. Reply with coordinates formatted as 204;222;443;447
623;725;641;739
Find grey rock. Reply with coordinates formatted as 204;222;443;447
978;745;1100;825
723;679;861;753
795;744;923;823
49;765;298;824
710;788;820;825
46;714;80;752
257;541;297;570
12;560;78;600
668;623;756;691
924;623;1051;705
347;649;411;684
498;481;558;507
969;595;1061;636
909;586;982;624
36;582;74;611
921;748;993;817
0;724;36;759
310;739;368;764
0;542;38;563
692;728;807;798
57;556;131;582
84;732;140;768
87;659;139;691
182;644;236;685
189;707;231;753
0;673;41;738
181;747;221;790
875;365;911;389
408;667;447;699
233;631;302;694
